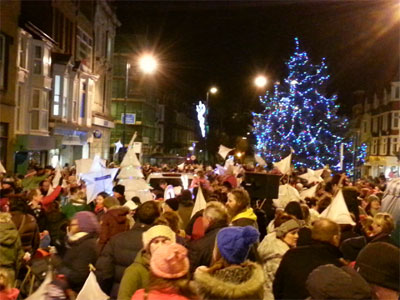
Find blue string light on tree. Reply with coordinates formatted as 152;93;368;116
252;38;365;171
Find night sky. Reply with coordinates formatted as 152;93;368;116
115;0;399;136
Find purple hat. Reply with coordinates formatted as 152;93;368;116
74;211;100;234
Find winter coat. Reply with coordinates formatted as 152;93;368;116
0;288;19;300
194;261;264;300
0;221;24;272
273;240;343;300
10;211;40;253
118;250;150;300
257;232;290;300
231;207;258;228
131;288;189;300
98;206;130;252
43;209;68;249
95;222;151;299
61;202;91;220
188;221;227;272
59;232;99;293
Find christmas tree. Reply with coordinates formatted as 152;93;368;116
253;38;357;170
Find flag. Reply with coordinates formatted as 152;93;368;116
181;174;189;190
0;161;5;173
128;131;137;148
218;145;233;160
274;152;292;174
255;154;266;166
25;269;53;300
300;184;318;199
215;164;226;176
177;162;185;171
76;271;108;300
114;140;123;154
81;167;119;203
52;165;62;188
299;168;324;183
273;184;301;209
191;186;207;218
320;189;355;225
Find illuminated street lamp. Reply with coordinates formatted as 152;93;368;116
122;53;158;147
254;75;267;88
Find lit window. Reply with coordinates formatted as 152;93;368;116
33;46;42;74
53;75;61;116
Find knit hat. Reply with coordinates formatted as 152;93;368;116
142;225;176;249
217;226;259;264
113;184;125;195
356;242;400;291
306;264;371;299
74;211;100;234
275;219;300;238
150;243;189;279
165;198;179;211
103;196;120;209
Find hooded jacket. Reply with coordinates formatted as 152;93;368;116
10;211;40;253
231;208;258;228
98;206;129;252
118;249;150;300
194;261;264;300
0;220;24;271
257;232;290;300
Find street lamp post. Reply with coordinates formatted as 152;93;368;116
205;86;218;163
121;54;157;150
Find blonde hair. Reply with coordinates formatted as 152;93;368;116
0;268;14;291
373;213;394;234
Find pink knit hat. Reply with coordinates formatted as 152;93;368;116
150;243;189;279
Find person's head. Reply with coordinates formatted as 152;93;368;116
306;264;371;300
159;180;168;190
311;218;341;247
1;177;15;190
275;218;300;248
215;226;259;265
131;196;141;206
95;192;109;206
113;184;125;198
317;196;332;214
135;201;162;225
39;180;51;193
103;196;120;210
157;211;181;234
27;188;43;207
142;225;176;255
356;242;400;299
178;190;193;203
371;213;394;236
69;211;100;235
284;201;304;220
226;188;250;217
9;197;30;214
164;198;179;212
202;201;229;230
150;243;189;279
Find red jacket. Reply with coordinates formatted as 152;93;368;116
41;186;62;211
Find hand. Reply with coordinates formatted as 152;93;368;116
23;252;31;261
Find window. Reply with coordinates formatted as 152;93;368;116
392;112;399;129
72;79;79;122
380;137;387;155
62;77;68;119
0;34;5;90
33;46;42;74
391;138;398;155
382;113;388;131
53;75;61;116
76;28;93;69
396;87;400;99
80;80;87;119
15;84;23;132
30;89;48;132
372;139;378;155
18;34;28;69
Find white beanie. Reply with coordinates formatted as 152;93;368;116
142;225;176;249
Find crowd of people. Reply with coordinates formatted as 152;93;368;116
0;161;399;300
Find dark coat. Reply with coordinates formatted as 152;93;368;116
10;211;40;253
95;222;151;299
273;240;343;300
59;232;99;293
189;221;227;272
98;206;129;252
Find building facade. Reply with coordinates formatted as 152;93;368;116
0;0;119;173
352;76;400;177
